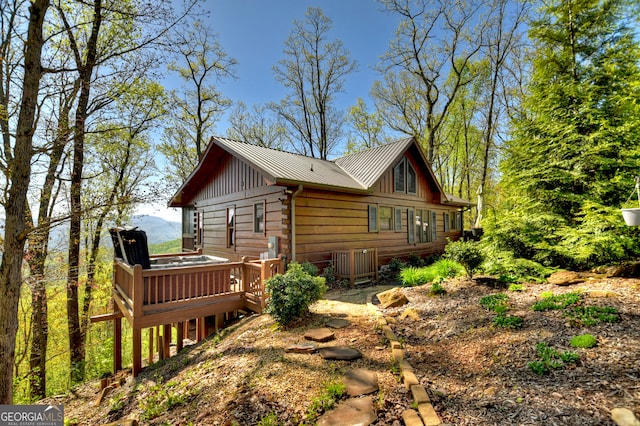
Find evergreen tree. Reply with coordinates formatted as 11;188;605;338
499;0;640;267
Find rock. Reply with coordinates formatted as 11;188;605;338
585;289;620;298
326;318;350;329
285;343;317;354
547;271;583;286
377;287;409;308
401;409;424;426
318;346;362;360
304;328;335;342
101;420;138;426
316;396;376;426
343;368;379;396
611;408;640;426
400;307;421;321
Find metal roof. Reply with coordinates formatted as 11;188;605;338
213;137;368;191
334;138;414;187
169;136;472;207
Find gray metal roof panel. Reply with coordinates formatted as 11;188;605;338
213;137;368;191
333;138;414;188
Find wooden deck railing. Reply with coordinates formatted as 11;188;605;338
332;248;378;285
107;254;284;376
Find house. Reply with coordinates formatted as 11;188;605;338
169;136;473;278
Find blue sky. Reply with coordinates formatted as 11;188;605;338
148;0;401;221
201;0;400;133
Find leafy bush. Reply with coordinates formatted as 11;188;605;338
265;262;327;325
570;334;598;348
508;283;526;292
301;261;319;276
321;261;337;288
444;239;484;279
480;245;554;283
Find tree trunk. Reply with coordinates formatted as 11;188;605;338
0;0;49;405
65;0;102;385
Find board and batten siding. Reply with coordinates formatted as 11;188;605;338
189;154;288;261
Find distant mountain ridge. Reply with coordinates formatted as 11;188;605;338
129;215;181;245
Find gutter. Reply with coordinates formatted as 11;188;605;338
288;185;303;261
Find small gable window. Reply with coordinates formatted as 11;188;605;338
394;158;417;194
407;162;417;194
394;160;405;192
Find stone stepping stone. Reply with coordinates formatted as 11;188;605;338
344;368;378;396
318;346;362;360
304;328;335;342
316;396;376;426
326;318;350;329
285;343;317;354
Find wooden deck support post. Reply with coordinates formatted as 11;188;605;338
132;327;142;376
176;322;184;352
132;264;144;376
148;328;154;364
349;249;355;285
163;324;171;358
113;315;122;373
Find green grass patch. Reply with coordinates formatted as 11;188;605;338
400;259;463;287
564;306;619;326
306;380;346;421
531;292;581;311
570;334;598;348
508;283;526;292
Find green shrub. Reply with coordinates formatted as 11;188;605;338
321;261;337;288
531;292;581;311
444;239;484;279
301;261;319;276
570;334;597;348
480;246;554;283
265;262;327;325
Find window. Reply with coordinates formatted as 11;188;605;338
379;206;393;231
444;212;450;232
415;209;431;243
407;162;417;194
226;206;235;248
196;211;203;246
254;202;265;233
450;211;460;231
394;160;405;192
182;206;195;235
431;211;437;241
368;205;378;232
394;208;402;232
407;209;415;243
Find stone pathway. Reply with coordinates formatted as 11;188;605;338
300;284;443;426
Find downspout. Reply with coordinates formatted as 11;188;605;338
290;185;303;262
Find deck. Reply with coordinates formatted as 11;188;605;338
97;253;283;376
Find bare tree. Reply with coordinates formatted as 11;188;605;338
374;0;487;164
0;0;50;404
227;102;285;149
160;19;236;189
271;7;357;160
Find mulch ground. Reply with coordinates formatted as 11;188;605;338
385;276;640;426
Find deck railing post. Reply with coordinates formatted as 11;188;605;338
349;249;355;286
113;314;122;373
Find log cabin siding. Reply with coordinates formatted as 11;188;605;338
189;155;288;261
